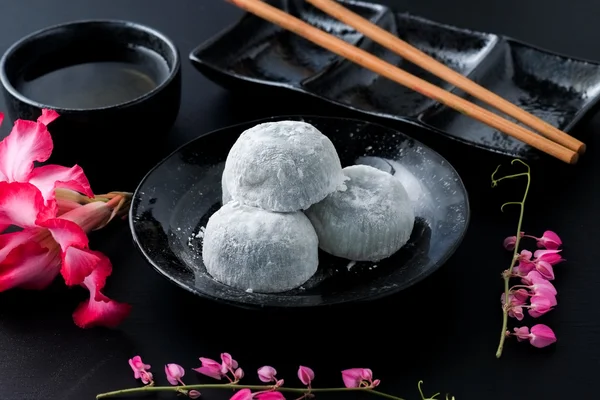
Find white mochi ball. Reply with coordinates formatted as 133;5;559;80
224;121;346;212
305;165;415;262
202;201;319;293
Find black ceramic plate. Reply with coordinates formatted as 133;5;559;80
190;0;600;160
130;116;470;308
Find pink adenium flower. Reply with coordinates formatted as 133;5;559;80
0;182;130;327
258;366;277;383
129;356;153;385
341;368;379;388
230;389;253;400
165;363;186;386
298;366;314;387
511;325;557;348
0;110;92;222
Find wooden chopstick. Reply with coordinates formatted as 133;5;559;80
307;0;586;155
227;0;579;164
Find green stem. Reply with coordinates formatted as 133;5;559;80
96;384;405;399
492;159;531;358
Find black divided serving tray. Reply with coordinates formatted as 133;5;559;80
190;0;600;159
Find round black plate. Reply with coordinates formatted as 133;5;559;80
129;116;470;308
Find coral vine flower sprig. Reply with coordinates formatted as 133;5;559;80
0;109;132;328
95;354;455;400
491;160;559;358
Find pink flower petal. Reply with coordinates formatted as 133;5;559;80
0;228;40;263
503;236;517;251
140;371;153;385
129;355;151;372
37;109;59;126
0;182;55;228
341;369;364;388
40;217;89;251
59;201;112;233
528;295;553;318
258;366;277;382
255;392;286;400
0;119;53;182
512;326;530;341
165;363;185;385
61;246;101;286
234;368;244;380
189;390;201;399
193;357;224;380
56;198;82;216
529;324;557;348
298;366;314;386
0;241;60;291
533;249;564;266
508;306;524;321
521;270;545;286
230;389;253;400
72;252;131;328
28;164;93;204
531;278;557;296
38;218;97;285
538;231;562;250
221;353;236;370
193;366;223;380
535;261;555;280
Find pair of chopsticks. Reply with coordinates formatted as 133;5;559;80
226;0;586;164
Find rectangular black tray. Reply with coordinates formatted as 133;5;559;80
190;0;600;159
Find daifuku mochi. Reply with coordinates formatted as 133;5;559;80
202;201;319;293
305;165;415;262
223;121;346;212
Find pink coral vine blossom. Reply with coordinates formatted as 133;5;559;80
165;363;186;386
297;366;314;387
129;356;153;385
257;366;277;383
193;357;224;380
510;325;557;348
341;368;379;388
492;160;564;358
94;353;457;400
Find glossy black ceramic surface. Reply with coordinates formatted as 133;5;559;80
130;115;470;308
190;0;600;160
0;19;182;190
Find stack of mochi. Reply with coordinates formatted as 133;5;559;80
202;121;415;293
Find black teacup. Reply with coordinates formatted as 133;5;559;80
0;19;181;191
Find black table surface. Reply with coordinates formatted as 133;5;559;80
1;0;599;399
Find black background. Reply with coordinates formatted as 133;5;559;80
0;0;598;399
